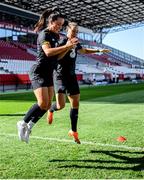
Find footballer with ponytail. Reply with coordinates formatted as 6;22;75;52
17;7;79;143
34;7;64;33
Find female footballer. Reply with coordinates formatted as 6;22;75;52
17;9;78;143
47;22;110;144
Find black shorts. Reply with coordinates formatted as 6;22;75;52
54;73;80;96
29;64;54;90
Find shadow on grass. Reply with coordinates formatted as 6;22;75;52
0;114;25;116
49;150;144;171
81;90;144;104
0;92;35;102
1;89;144;104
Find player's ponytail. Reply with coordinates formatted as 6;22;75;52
34;7;63;33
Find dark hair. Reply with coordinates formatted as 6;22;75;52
34;7;65;33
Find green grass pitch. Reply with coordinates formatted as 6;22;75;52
0;83;144;179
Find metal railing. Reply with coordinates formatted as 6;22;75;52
0;80;31;92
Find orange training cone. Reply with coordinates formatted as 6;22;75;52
117;136;127;142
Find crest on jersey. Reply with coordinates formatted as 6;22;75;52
38;78;44;84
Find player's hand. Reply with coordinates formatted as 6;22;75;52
71;38;79;45
100;49;111;53
66;38;79;48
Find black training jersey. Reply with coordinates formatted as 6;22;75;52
57;37;82;76
36;28;59;73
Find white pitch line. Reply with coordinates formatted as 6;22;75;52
0;133;144;151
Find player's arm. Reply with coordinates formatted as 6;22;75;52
42;38;79;58
78;48;111;54
42;41;73;57
57;48;70;60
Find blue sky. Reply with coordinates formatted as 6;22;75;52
103;26;144;60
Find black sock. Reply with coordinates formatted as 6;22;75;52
49;103;58;112
23;103;46;123
70;108;78;132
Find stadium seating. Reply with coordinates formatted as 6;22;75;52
0;39;144;86
0;59;35;74
0;40;36;60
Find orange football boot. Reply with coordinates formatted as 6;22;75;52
68;130;81;144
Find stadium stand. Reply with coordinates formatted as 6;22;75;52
0;0;144;91
0;40;36;60
1;38;144;88
0;59;35;74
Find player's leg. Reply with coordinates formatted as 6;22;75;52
25;86;52;143
47;92;66;124
66;75;80;143
47;76;66;124
67;94;81;144
17;86;50;142
17;73;54;143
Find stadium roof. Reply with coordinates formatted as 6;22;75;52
0;0;144;33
